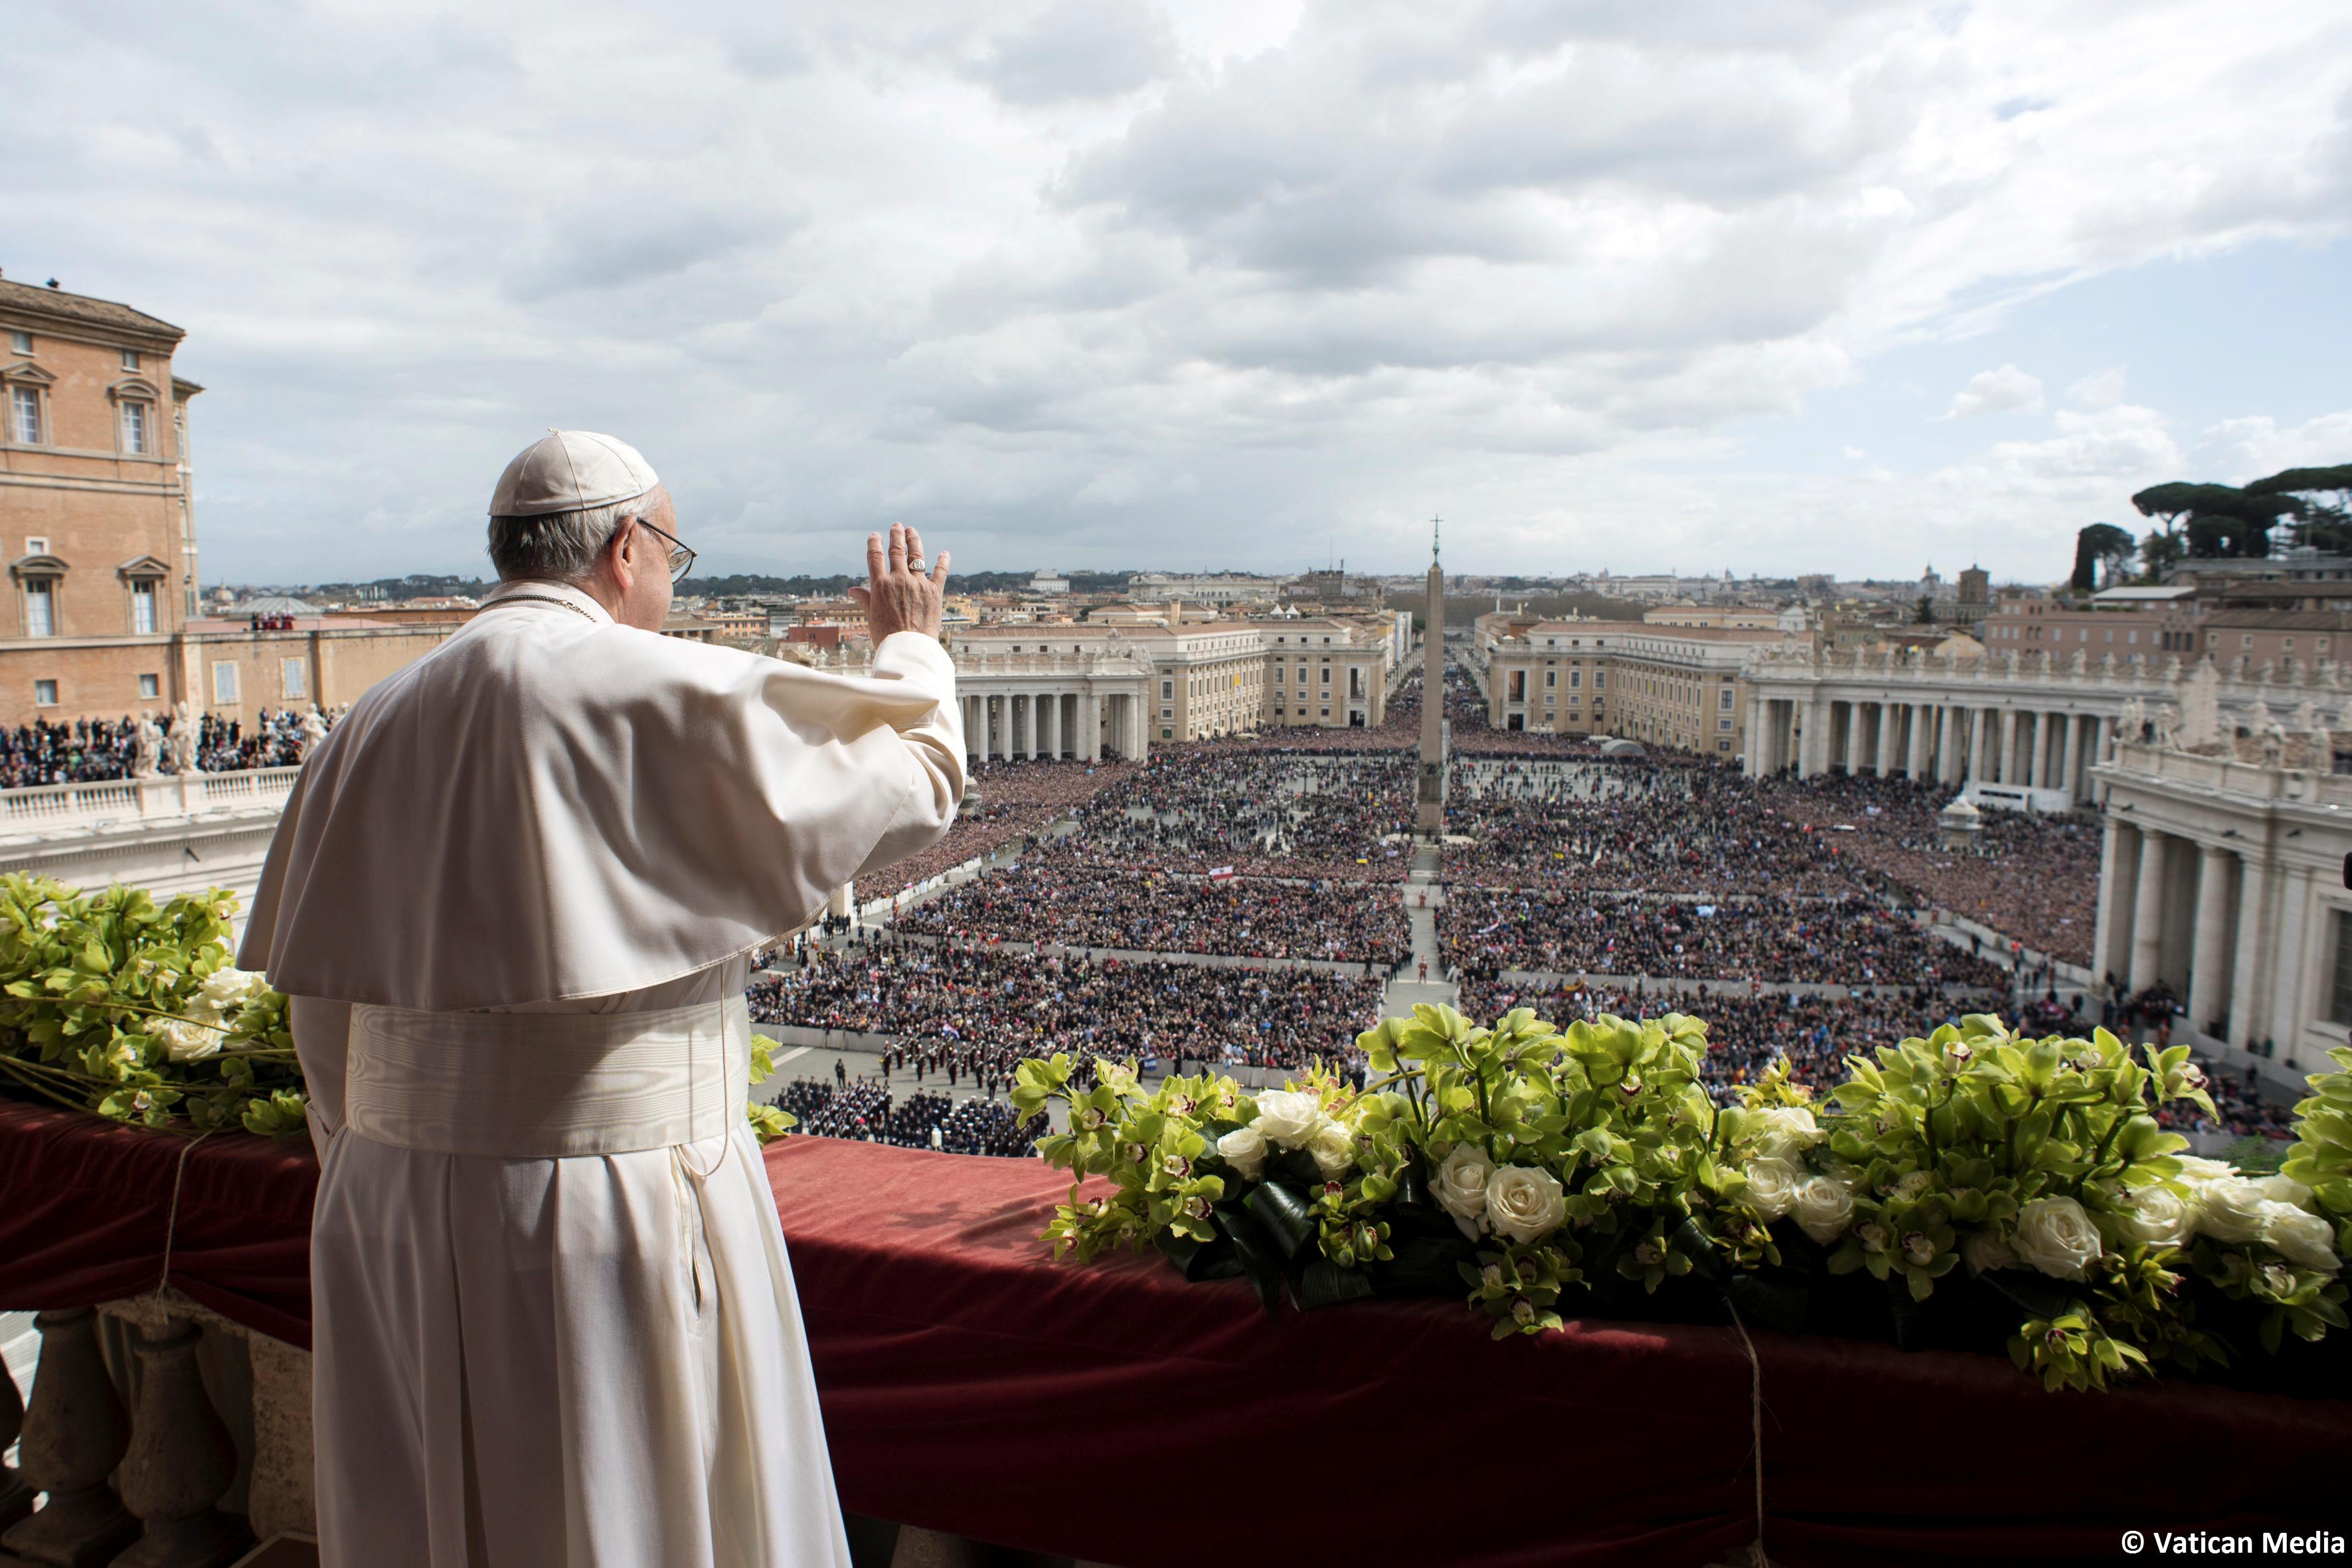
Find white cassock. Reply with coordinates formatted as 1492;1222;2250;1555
238;578;963;1568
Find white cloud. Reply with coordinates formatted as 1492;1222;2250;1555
4;0;2347;583
1942;364;2046;419
2066;367;2128;410
2196;410;2352;480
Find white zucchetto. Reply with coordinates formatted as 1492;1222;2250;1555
489;429;660;517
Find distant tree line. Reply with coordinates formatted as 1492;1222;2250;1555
2068;463;2352;590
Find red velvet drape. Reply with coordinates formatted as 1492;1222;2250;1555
3;1103;2345;1567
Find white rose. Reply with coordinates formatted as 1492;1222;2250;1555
2191;1176;2271;1244
2257;1174;2315;1208
1252;1090;1323;1150
1430;1144;1495;1239
1484;1165;1567;1243
1307;1118;1356;1179
1792;1176;1855;1245
153;1018;220;1063
1216;1127;1267;1181
1960;1229;2017;1275
197;966;264;1016
1740;1156;1804;1222
1750;1106;1823;1162
2013;1196;2104;1281
2105;1184;2191;1249
2171;1155;2236;1186
2260;1202;2341;1273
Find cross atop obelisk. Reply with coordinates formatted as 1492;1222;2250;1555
1416;514;1446;834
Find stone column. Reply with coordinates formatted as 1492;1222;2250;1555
2058;713;2080;799
1800;696;1829;776
2267;864;2316;1052
2020;712;2041;788
2188;844;2235;1037
1046;692;1061;759
2129;828;2168;992
1001;696;1017;762
1906;702;1930;778
2093;819;2134;990
2000;708;2020;785
1937;704;1962;786
1081;689;1100;762
1839;702;1863;773
2230;854;2274;1049
1874;702;1898;776
1970;706;1993;787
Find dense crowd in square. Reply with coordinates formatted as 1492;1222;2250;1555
748;933;1383;1078
894;854;1409;967
1440;887;2018;988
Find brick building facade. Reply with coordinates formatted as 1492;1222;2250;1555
0;275;203;726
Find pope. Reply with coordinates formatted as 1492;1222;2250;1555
240;430;964;1567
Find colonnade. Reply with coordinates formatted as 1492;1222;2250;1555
2092;816;2292;1049
960;689;1146;764
1747;695;2111;799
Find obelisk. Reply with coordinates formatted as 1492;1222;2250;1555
1416;516;1446;836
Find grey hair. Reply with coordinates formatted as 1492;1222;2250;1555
487;494;649;583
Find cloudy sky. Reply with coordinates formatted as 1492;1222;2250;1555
11;0;2351;585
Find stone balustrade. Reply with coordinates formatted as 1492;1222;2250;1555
1;1289;1072;1568
0;770;303;838
4;1292;311;1567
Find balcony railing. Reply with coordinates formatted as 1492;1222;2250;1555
0;768;302;836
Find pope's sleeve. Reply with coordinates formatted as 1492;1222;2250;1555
854;631;966;878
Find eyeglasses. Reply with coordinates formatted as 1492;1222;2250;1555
632;514;696;584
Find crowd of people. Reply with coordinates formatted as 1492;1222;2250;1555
769;1076;1045;1156
0;706;332;787
1440;887;2018;989
731;648;2299;1150
869;757;1136;899
894;854;1408;968
748;933;1383;1077
0;716;143;785
1763;772;2100;965
1067;750;1416;881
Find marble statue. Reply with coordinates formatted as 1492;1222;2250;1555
2153;705;2181;750
2179;661;2222;750
2117;696;2145;745
167;701;198;774
2294;698;2323;739
2260;720;2287;767
299;705;329;761
131;712;163;778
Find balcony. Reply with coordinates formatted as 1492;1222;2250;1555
3;1099;2343;1568
0;769;300;837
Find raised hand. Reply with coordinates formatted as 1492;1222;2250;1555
850;522;950;643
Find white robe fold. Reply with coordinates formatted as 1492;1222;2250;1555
242;580;964;1568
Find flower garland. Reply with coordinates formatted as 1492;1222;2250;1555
1013;1006;2349;1391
